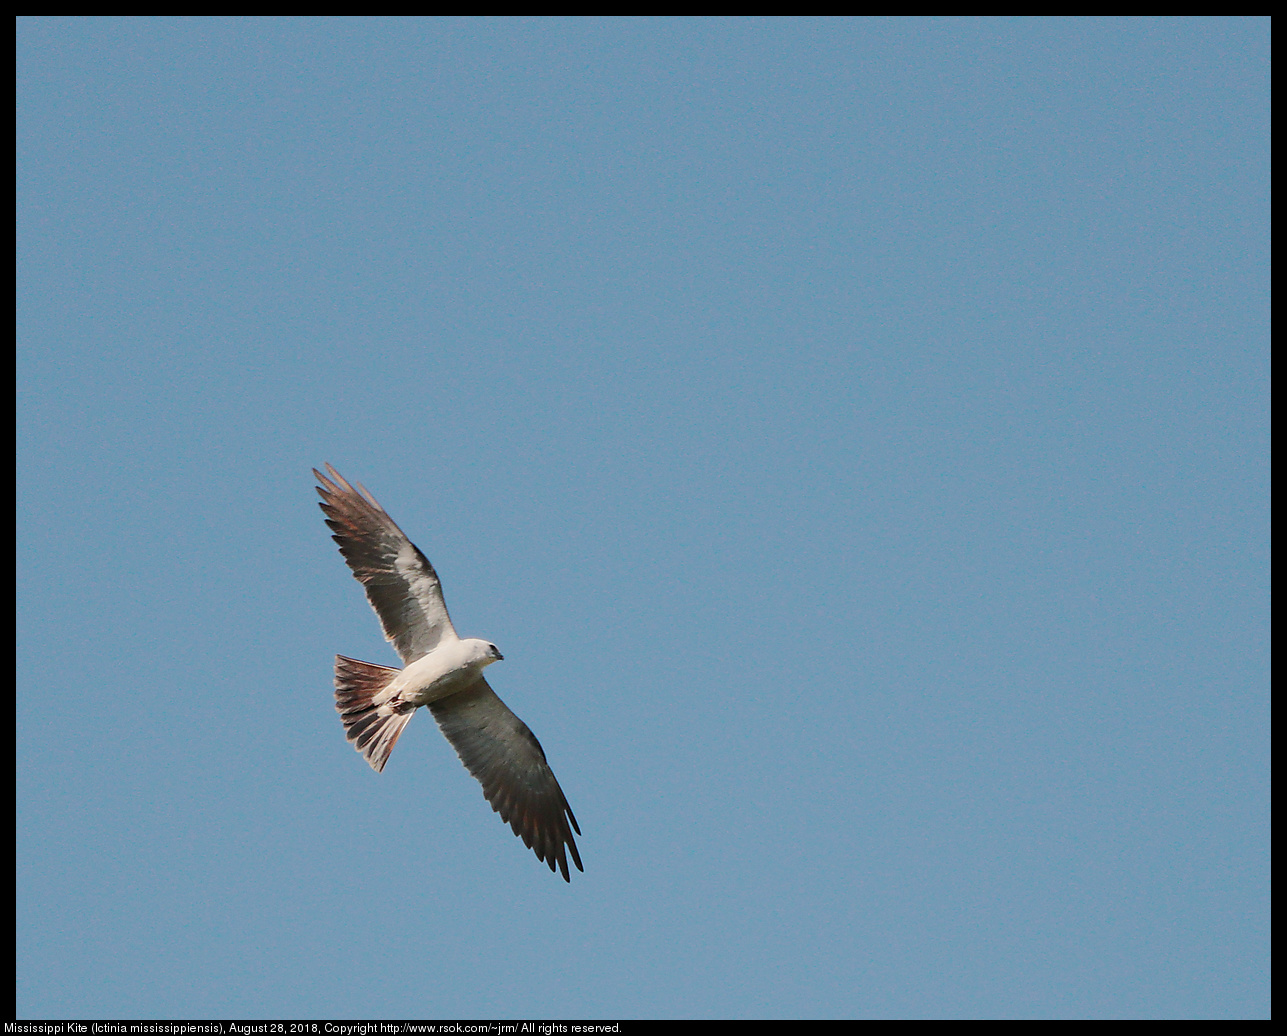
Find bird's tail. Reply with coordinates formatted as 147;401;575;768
334;655;415;773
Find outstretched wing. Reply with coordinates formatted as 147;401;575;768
314;464;457;663
429;677;583;882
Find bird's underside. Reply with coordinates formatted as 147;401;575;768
314;464;583;881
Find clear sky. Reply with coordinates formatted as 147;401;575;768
16;17;1269;1020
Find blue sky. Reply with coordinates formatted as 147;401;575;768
16;17;1269;1020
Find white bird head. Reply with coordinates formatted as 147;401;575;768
463;639;504;668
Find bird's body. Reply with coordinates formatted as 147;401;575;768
313;464;583;881
357;637;503;711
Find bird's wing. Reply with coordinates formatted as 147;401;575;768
429;676;583;882
314;464;457;664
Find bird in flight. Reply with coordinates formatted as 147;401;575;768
313;464;583;881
